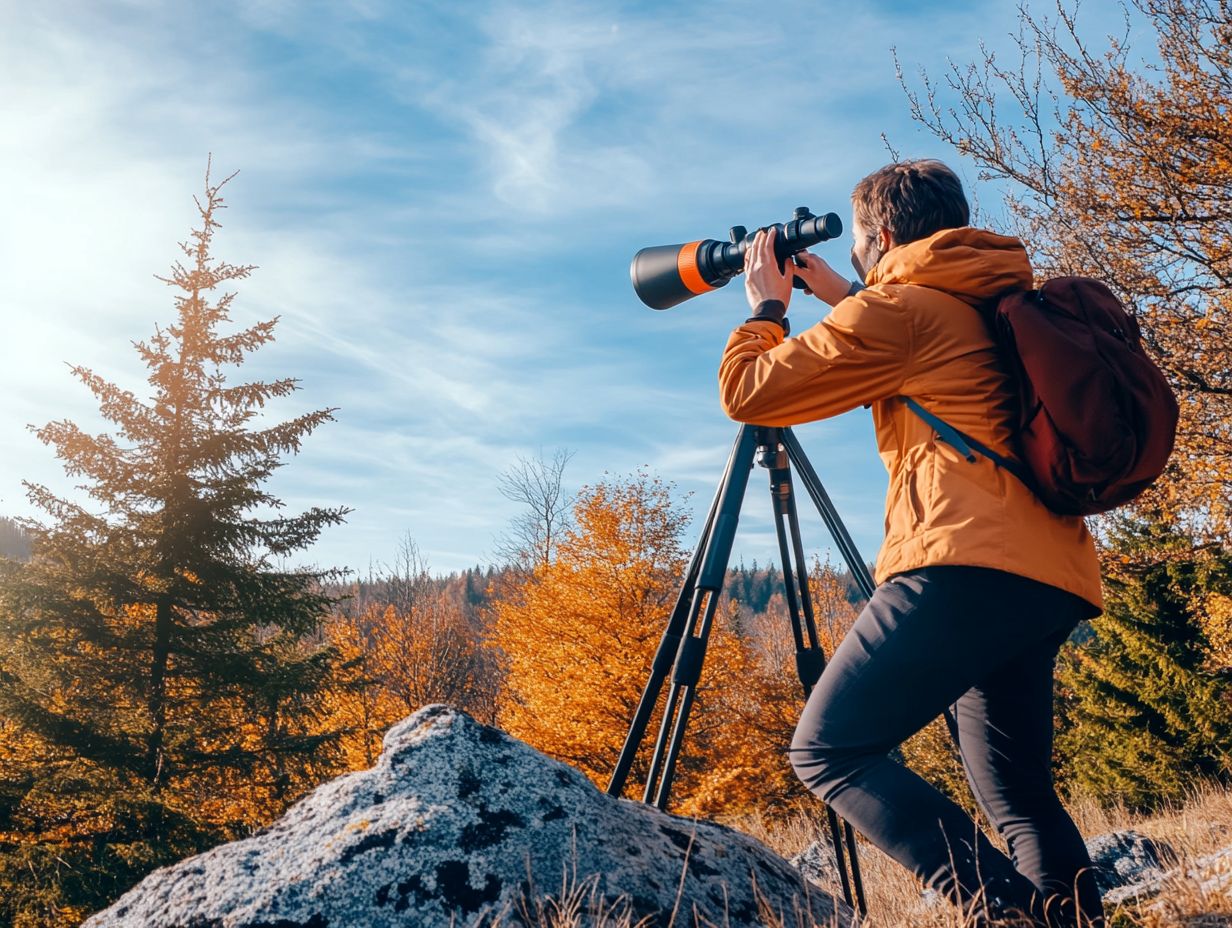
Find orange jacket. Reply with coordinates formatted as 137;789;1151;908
719;227;1103;612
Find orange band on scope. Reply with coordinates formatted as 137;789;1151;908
677;242;715;295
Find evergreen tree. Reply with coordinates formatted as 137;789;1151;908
1056;514;1232;810
0;161;349;925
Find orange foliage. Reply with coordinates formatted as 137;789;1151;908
496;475;860;818
674;600;805;818
319;593;498;773
494;470;689;785
704;559;864;817
319;615;404;772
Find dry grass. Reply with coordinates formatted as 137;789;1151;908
490;781;1232;927
732;780;1232;928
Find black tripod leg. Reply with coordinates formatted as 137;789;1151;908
781;429;876;600
762;432;826;695
607;429;742;798
645;425;760;809
760;431;862;917
781;428;873;918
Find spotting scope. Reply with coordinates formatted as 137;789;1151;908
630;207;842;310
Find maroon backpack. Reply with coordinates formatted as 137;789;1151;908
906;277;1179;516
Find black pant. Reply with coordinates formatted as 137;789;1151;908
790;566;1104;928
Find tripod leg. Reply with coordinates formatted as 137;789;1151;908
762;431;826;696
644;425;760;809
762;432;860;912
782;428;876;600
779;428;877;919
607;429;740;798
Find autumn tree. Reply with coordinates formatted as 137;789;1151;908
672;599;800;819
706;558;866;818
899;0;1232;535
495;469;803;817
0;161;347;926
373;600;495;719
493;470;688;784
743;558;859;692
1055;514;1232;810
319;614;401;772
320;536;501;769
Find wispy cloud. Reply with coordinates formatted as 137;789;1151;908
2;0;1134;573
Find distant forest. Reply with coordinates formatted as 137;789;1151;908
0;517;29;561
326;558;864;626
1;514;860;619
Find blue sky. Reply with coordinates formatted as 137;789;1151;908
0;0;1138;576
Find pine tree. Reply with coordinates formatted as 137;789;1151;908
0;160;349;925
1055;514;1232;810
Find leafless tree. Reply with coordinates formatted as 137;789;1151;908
381;531;434;615
494;448;575;574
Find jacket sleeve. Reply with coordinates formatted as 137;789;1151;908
718;289;914;426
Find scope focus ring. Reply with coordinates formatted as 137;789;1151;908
677;242;716;295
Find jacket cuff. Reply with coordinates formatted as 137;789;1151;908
745;299;790;335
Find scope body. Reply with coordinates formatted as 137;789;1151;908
631;207;842;310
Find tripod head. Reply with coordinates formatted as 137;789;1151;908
755;430;790;471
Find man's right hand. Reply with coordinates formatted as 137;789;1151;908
792;251;855;307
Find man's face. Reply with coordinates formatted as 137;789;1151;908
849;213;883;282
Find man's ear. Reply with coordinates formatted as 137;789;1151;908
878;227;895;253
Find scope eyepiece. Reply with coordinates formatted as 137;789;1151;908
631;207;842;310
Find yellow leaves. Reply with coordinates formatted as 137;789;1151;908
176;567;202;586
1198;592;1232;672
121;601;157;621
493;472;689;787
492;473;844;818
318;591;497;775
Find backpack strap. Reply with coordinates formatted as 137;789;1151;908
901;397;1036;490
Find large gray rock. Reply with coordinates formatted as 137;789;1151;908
1084;830;1178;902
789;838;845;894
84;705;852;927
1102;844;1232;907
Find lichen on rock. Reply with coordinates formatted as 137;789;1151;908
84;705;850;928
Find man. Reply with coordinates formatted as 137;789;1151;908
720;160;1104;928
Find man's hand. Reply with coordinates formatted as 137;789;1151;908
792;251;854;307
743;227;792;311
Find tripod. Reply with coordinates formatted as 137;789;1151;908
606;423;875;919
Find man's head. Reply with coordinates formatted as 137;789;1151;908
849;159;970;280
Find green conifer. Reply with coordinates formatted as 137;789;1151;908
1056;514;1232;811
0;160;349;924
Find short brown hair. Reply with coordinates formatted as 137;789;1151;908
851;160;969;246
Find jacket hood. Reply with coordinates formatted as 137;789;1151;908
867;227;1033;305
